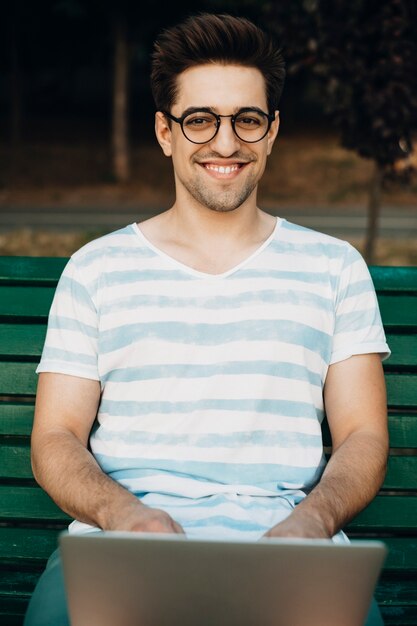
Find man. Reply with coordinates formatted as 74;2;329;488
25;13;390;626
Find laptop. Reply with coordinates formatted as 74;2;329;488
60;532;386;626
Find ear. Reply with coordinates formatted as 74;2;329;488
266;111;280;156
155;111;172;157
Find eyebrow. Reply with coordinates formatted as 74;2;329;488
180;107;215;117
179;106;267;117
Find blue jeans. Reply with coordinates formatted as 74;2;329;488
24;548;385;626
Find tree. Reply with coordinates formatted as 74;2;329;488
265;0;417;263
54;0;131;183
317;0;417;263
54;0;205;183
111;7;130;182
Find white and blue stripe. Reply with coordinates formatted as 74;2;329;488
37;218;390;540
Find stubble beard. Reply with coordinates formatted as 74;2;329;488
185;177;258;213
178;153;260;213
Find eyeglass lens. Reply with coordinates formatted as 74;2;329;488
182;111;269;143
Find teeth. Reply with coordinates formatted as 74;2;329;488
205;164;240;174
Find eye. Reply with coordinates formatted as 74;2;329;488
184;113;216;128
235;114;263;127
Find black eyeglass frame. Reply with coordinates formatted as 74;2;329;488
162;107;276;144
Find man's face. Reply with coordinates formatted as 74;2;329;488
155;64;279;213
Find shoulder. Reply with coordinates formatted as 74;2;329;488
275;219;363;269
70;224;140;267
278;219;352;252
58;223;149;297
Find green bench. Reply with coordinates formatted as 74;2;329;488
0;256;416;625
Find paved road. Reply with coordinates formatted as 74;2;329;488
0;205;416;239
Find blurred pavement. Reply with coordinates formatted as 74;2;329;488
0;205;416;239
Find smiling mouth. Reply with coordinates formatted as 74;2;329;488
199;162;249;177
204;163;241;174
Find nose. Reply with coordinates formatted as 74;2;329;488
209;117;241;156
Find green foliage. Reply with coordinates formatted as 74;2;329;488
265;0;417;174
317;0;417;169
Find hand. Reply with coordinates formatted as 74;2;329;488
262;511;331;539
107;502;186;535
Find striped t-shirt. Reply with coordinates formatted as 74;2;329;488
37;218;390;541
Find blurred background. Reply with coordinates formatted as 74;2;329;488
1;0;416;264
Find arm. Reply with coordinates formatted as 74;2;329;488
31;372;184;534
263;353;389;538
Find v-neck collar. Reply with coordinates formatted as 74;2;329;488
132;218;282;279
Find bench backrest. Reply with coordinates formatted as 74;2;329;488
0;257;416;625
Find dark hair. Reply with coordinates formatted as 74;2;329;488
151;13;285;113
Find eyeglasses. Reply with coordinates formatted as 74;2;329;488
163;107;275;144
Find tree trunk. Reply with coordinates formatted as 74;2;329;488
112;12;129;183
364;162;383;265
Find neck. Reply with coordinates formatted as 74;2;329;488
136;193;277;276
167;189;267;247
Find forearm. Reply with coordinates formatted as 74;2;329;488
31;429;145;530
32;373;184;534
292;430;388;537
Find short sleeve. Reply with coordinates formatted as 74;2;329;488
36;258;100;380
330;245;390;365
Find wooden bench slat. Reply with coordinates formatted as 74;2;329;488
386;374;417;408
347;496;417;532
0;257;66;285
0;569;44;594
0;575;38;622
378;539;417;572
0;325;46;358
0;362;37;396
388;413;417;448
385;334;417;368
376;574;417;605
370;266;417;291
378;573;417;625
0;569;42;623
0;445;32;479
384;457;417;490
380;606;417;625
0;403;35;437
0;485;70;522
378;296;417;327
0;528;59;562
0;287;55;319
0;601;33;626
